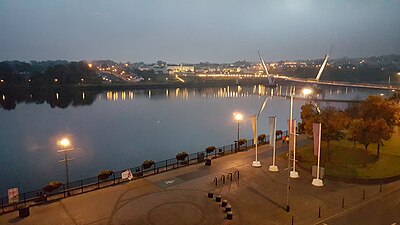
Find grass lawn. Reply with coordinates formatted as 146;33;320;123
297;128;400;179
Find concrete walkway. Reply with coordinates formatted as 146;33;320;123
1;137;399;225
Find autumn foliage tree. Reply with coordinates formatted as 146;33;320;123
300;103;348;160
347;96;400;157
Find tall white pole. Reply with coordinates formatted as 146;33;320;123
269;116;278;172
290;87;299;178
312;123;324;186
252;117;261;167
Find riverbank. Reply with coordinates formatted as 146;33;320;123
0;77;278;92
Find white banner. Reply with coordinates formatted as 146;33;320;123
250;115;257;145
269;116;276;147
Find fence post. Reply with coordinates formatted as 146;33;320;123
362;190;365;200
165;160;168;171
80;180;83;193
379;183;382;192
341;198;344;208
23;193;26;205
63;184;66;197
97;177;100;189
113;172;116;184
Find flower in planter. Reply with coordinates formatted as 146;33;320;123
98;170;113;180
142;160;155;169
205;146;216;156
258;134;266;143
176;151;189;161
43;181;63;193
238;138;247;147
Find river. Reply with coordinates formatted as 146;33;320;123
0;84;383;196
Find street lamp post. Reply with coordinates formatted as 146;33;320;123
289;87;299;179
397;72;400;98
57;138;74;189
268;116;279;172
234;113;243;150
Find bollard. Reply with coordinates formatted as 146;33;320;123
318;205;321;218
228;172;233;182
342;198;345;208
234;170;240;180
221;200;228;207
226;211;233;220
225;205;232;212
380;183;382;192
221;175;226;184
291;216;294;225
214;177;218;186
208;192;213;198
363;190;365;200
216;195;222;202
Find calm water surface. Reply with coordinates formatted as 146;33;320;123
0;85;383;195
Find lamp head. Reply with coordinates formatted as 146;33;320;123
302;88;313;96
59;138;70;148
234;112;243;122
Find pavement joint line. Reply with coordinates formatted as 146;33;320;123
313;187;400;225
58;201;79;225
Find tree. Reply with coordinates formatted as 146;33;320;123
347;96;400;157
300;104;348;160
369;119;391;157
359;96;400;129
348;119;371;151
300;103;321;136
320;106;348;154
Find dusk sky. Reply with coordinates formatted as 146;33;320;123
1;0;399;63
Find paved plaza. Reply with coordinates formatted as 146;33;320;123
1;138;400;225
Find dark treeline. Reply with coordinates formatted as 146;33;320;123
0;61;101;86
0;88;99;110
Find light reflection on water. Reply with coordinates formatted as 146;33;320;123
0;85;383;195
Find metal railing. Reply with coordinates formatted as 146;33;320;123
0;130;288;214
